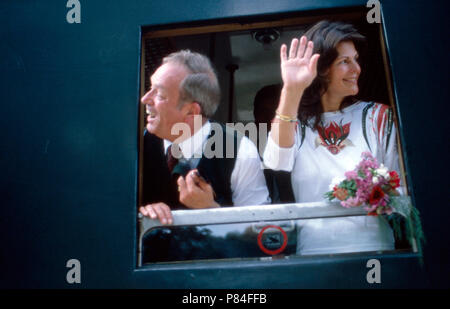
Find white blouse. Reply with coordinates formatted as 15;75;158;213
264;101;399;255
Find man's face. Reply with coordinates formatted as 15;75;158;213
141;62;189;141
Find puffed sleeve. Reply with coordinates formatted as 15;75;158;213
262;128;299;172
230;136;271;206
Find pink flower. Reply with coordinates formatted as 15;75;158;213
345;170;358;179
341;197;363;208
358;152;379;171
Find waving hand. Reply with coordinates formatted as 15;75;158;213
280;36;320;90
267;36;320;149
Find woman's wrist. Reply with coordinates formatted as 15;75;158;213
277;86;303;117
275;112;298;123
282;81;308;94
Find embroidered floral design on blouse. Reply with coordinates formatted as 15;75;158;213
315;120;354;155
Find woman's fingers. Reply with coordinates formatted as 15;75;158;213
303;40;314;60
280;36;319;88
289;38;298;58
309;54;320;76
296;36;307;59
280;44;287;62
282;36;316;62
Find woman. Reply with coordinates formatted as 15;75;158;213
263;21;399;255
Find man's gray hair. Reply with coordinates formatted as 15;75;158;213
163;50;220;118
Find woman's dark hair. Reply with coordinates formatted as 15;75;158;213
300;20;366;129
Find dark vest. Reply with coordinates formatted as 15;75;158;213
142;123;240;209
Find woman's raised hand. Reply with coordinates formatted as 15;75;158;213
280;36;320;91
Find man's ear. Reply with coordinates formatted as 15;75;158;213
184;102;202;117
180;102;203;126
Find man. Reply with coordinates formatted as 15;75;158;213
140;50;270;224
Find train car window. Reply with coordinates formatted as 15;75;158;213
137;7;419;267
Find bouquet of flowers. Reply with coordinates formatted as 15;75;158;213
324;152;424;256
324;152;401;216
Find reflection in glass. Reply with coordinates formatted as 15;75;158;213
142;221;297;264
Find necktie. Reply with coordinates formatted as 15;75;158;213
166;144;180;173
167;143;188;209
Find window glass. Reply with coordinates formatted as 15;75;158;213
142;220;297;264
141;214;408;266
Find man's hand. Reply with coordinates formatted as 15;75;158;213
139;202;173;225
280;36;320;91
177;169;220;209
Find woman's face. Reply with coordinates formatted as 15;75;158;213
325;41;361;99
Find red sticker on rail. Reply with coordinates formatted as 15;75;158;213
257;225;288;255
